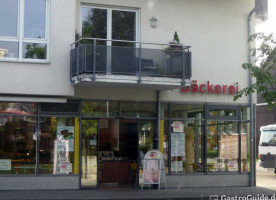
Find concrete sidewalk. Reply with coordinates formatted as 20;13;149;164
0;187;275;200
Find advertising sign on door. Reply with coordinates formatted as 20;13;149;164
171;161;183;172
171;121;184;133
142;150;167;190
57;126;74;152
171;133;185;157
0;159;11;170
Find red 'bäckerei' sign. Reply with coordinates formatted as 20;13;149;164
181;80;239;95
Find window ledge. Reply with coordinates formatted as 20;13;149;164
0;58;50;64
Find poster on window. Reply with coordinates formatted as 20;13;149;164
99;119;109;129
143;159;161;184
171;121;184;132
227;160;238;172
59;161;72;173
171;161;183;172
0;159;11;170
171;133;185;157
57;126;74;151
53;140;71;174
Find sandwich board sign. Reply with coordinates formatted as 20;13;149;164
141;149;167;190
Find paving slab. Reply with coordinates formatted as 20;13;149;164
0;187;275;200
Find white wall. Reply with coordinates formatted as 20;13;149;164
0;0;255;104
75;0;255;104
0;0;76;97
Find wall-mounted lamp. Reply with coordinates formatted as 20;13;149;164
150;17;157;28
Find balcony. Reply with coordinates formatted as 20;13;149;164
70;38;192;90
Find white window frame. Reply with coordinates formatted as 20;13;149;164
0;0;50;63
80;4;140;45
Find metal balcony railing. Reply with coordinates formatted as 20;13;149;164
70;38;192;85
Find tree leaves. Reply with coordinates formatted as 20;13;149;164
234;33;276;109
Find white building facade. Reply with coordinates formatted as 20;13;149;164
0;0;257;190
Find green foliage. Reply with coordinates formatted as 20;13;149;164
139;121;153;154
139;139;153;154
174;31;180;44
79;9;135;47
207;149;217;158
25;44;46;59
234;33;276;109
82;120;97;137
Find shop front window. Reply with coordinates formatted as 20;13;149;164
209;109;236;117
39;117;78;174
160;120;169;173
241;107;250;120
139;120;155;185
241;122;250;172
121;102;156;118
82;101;118;117
170;120;204;174
0;115;37;174
0;102;37;114
207;121;239;173
171;104;204;119
160;104;169;118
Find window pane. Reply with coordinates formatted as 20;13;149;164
241;122;250;172
171;104;204;119
82;101;118;117
139;120;155;186
39;117;77;174
0;102;37;115
82;8;107;39
0;0;18;37
112;10;136;41
0;41;19;58
41;103;79;113
24;0;46;39
81;119;97;187
161;120;169;173
209;109;236;117
23;43;47;59
207;121;239;173
121;102;156;118
170;120;204;174
0;116;37;174
160;104;169;118
241;107;250;120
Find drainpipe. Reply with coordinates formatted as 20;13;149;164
157;90;161;150
248;7;255;187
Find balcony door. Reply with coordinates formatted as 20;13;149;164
81;6;139;74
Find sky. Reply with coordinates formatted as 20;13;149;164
256;0;276;34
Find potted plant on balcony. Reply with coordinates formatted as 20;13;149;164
164;31;183;57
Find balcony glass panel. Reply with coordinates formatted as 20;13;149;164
70;40;192;82
111;46;138;75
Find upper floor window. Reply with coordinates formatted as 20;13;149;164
81;5;138;46
0;0;49;62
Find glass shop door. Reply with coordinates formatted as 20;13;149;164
81;119;98;188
